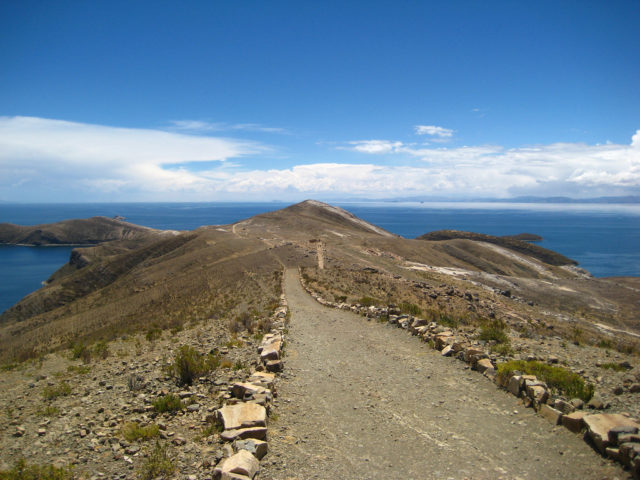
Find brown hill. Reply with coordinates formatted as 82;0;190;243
0;216;170;245
0;200;637;363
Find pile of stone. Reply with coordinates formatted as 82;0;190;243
212;294;288;480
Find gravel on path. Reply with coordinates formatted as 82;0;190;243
259;269;626;480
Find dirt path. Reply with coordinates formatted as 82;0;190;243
259;269;625;480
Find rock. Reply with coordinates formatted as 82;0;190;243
539;404;563;425
475;358;494;374
525;381;549;406
440;345;453;357
553;398;575;415
587;393;605;410
214;449;259;479
231;383;269;400
629;383;640;393
13;426;25;437
613;386;625;395
265;360;283;373
569;398;585;410
37;428;46;436
507;375;522;397
608;425;639;445
234;439;268;459
259;334;282;362
218;403;267;431
583;414;640;454
221;427;268;442
562;411;587;433
619;442;640;467
187;404;200;412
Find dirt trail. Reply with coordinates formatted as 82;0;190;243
259;269;625;480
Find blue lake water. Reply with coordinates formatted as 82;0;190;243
1;201;639;314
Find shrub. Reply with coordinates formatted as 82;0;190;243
70;343;91;364
145;327;162;342
358;296;378;307
496;360;594;402
92;341;109;360
0;458;74;480
152;394;184;413
36;405;60;417
121;422;159;442
437;313;459;329
400;302;422;316
67;365;90;375
42;382;71;401
166;345;220;385
138;442;175;480
478;320;510;345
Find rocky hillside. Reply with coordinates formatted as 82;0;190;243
0;216;172;246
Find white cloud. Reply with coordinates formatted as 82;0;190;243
0;116;262;199
345;140;404;154
169;119;289;135
414;125;454;138
0;116;638;201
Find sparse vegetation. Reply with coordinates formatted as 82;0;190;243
166;345;220;385
358;296;379;307
0;459;74;480
599;362;629;372
36;405;60;417
496;360;594;402
478;320;510;345
152;394;184;413
92;341;109;359
67;365;91;375
138;442;175;480
70;342;91;363
42;382;72;401
121;422;160;442
399;302;421;316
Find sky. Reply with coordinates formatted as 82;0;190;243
0;1;639;203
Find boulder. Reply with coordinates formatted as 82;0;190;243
475;358;494;374
561;411;587;433
214;449;259;479
230;382;269;400
539;404;563;425
583;414;640;454
218;403;267;431
507;375;522;397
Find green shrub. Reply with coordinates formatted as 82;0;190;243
478;320;510;345
0;459;74;480
496;360;594;401
121;422;159;442
138;442;175;480
358;296;378;307
70;343;91;363
166;345;220;385
92;341;109;359
400;302;422;316
152;394;184;413
42;382;71;401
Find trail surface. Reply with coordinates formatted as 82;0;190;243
260;269;624;480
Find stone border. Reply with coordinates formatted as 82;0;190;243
212;291;289;479
299;276;640;478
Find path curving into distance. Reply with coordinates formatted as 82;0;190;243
259;269;625;480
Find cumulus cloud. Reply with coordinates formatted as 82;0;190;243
0;116;638;201
414;125;454;138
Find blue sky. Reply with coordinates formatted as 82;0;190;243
0;1;638;202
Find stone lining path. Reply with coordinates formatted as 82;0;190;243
259;269;626;479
